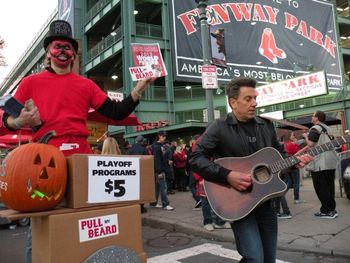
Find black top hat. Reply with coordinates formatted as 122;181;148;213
43;20;79;52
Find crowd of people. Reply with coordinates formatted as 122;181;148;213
1;19;342;263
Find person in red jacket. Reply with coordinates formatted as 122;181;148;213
191;136;230;231
173;144;188;192
0;20;155;263
283;131;304;204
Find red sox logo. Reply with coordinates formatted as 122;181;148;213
259;28;286;64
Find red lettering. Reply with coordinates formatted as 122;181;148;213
252;4;267;22
309;26;324;46
296;20;308;38
208;4;231;25
308;74;320;84
81;221;87;230
297;78;307;87
284;12;298;30
324;35;336;58
177;10;198;35
264;6;278;24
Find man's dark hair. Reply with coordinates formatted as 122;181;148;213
315;111;326;122
226;77;257;99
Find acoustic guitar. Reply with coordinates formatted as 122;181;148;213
204;135;348;222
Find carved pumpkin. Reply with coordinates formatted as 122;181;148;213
0;135;67;212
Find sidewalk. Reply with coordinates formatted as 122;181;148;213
142;177;350;258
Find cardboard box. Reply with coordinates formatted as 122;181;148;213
32;205;143;263
66;154;155;208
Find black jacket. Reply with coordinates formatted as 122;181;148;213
152;141;166;174
189;113;284;185
127;143;147;155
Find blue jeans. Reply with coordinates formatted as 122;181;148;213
189;171;200;203
25;224;32;263
201;196;225;225
289;168;300;200
232;202;277;263
155;173;170;207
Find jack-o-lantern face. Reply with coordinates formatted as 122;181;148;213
0;143;67;212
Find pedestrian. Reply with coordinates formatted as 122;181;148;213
0;20;155;263
101;137;121;155
190;77;312;262
283;131;304;204
127;135;149;213
272;171;292;219
173;144;188;192
163;141;175;195
127;135;148;155
304;111;339;219
192;135;230;230
188;135;202;209
150;130;174;211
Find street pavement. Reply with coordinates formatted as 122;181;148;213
142;177;350;259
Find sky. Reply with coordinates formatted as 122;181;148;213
0;1;57;86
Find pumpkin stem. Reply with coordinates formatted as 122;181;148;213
38;130;56;144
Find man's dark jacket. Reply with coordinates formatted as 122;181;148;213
189;113;284;185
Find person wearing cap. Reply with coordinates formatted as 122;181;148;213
210;28;226;65
127;135;148;155
0;20;155;263
150;130;174;211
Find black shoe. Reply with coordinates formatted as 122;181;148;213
194;200;202;209
278;213;292;219
314;211;338;219
141;206;147;214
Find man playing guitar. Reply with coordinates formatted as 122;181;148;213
189;77;312;263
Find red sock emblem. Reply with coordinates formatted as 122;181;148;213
259;28;286;64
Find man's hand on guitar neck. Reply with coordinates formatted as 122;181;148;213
295;154;313;168
227;171;252;191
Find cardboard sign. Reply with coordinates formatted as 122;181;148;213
131;43;168;78
129;65;155;81
87;156;140;203
79;214;119;242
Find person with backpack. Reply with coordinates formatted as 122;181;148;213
304;111;339;219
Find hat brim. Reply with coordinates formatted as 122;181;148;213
211;33;223;38
44;35;79;52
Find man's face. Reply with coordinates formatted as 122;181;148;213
47;40;75;68
159;135;166;143
311;113;318;124
229;87;257;122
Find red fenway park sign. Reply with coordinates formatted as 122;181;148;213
170;0;343;91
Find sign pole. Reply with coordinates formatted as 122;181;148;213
196;0;214;123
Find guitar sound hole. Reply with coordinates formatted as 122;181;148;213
253;166;271;183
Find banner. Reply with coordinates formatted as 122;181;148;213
256;71;327;107
170;0;343;90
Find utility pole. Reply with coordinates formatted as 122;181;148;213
195;0;214;123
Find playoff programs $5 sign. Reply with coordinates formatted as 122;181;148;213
87;156;140;203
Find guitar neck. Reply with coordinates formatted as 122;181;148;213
270;135;348;174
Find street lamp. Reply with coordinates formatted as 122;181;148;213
195;0;215;123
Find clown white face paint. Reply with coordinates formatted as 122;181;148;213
48;40;75;68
